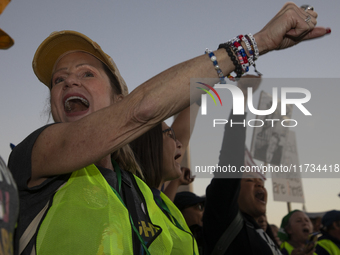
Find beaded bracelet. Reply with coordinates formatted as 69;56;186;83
245;33;259;60
229;36;250;71
239;35;261;76
205;48;226;84
231;34;262;76
239;35;254;65
241;34;262;76
227;39;250;75
239;35;254;57
218;42;243;81
232;40;249;73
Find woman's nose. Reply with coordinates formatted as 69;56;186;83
176;139;182;149
64;74;80;89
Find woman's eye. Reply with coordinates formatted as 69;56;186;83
84;71;94;77
54;77;64;84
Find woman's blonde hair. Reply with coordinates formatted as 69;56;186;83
103;63;144;179
111;145;144;178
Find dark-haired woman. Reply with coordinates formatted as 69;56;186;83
130;109;200;254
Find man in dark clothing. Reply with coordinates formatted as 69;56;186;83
202;76;282;255
203;112;282;255
174;191;205;228
174;191;206;254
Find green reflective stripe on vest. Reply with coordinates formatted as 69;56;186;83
154;196;184;231
110;161;150;255
36;164;173;255
159;192;199;255
318;239;340;255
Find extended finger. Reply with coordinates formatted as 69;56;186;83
301;26;331;41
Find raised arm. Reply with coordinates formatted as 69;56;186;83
29;53;226;184
26;3;328;184
163;167;195;201
171;103;200;165
203;75;263;253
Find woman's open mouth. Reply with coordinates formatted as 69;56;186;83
255;190;266;204
302;228;310;234
64;96;89;113
174;153;181;160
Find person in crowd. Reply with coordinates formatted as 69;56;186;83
257;214;281;249
278;210;315;255
310;216;323;233
258;214;269;231
162;101;200;202
129;103;199;253
203;75;312;254
174;191;205;228
0;156;19;255
160;103;199;203
315;210;340;255
203;75;285;254
174;191;205;254
129;117;199;254
163;166;195;201
8;2;329;254
271;224;283;247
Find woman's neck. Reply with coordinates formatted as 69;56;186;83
288;239;305;249
157;180;166;191
95;155;114;171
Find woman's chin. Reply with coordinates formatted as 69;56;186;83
172;165;182;180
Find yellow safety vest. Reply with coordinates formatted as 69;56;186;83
280;241;295;254
36;164;175;254
317;239;340;255
159;192;199;254
281;241;317;255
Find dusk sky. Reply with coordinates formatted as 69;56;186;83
1;0;339;226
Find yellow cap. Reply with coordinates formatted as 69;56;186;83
0;28;14;49
32;30;128;95
0;0;11;15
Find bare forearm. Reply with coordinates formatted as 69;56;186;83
31;49;234;180
31;1;331;181
163;179;181;202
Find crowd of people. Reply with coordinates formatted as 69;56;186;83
1;2;339;255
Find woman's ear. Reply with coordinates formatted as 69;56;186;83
333;221;340;230
285;225;292;235
114;94;124;102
